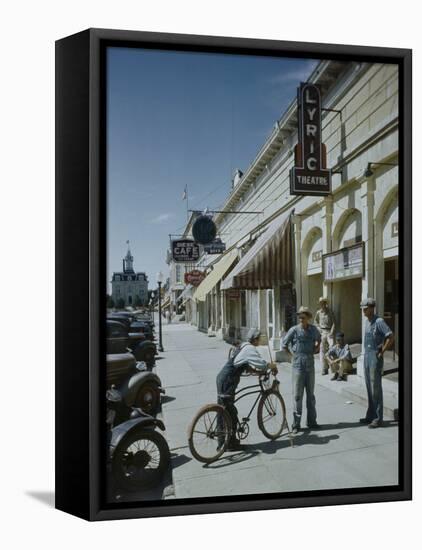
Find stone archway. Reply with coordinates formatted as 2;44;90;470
332;208;362;250
374;185;399;342
331;208;363;344
301;226;323;314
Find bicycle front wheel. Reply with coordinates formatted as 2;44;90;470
188;404;232;464
257;391;286;440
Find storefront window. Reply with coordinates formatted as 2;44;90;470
176;265;181;283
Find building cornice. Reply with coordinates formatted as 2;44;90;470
214;60;355;226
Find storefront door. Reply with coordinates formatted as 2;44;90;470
335;278;362;344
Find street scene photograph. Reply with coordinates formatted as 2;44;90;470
105;46;399;503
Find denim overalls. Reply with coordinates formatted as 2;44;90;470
363;316;392;423
282;324;321;429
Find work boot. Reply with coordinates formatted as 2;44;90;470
337;375;345;381
359;418;371;424
331;373;338;381
368;420;382;429
226;437;242;451
322;371;328;376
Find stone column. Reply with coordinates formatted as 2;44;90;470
357;175;375;377
271;286;281;351
292;214;303;308
321;196;333;300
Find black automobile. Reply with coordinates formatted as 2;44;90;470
106;320;157;367
108;313;154;341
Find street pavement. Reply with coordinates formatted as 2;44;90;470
156;322;399;500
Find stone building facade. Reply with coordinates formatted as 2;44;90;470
111;243;148;307
182;60;399;367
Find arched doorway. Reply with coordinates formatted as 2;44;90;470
301;227;323;315
331;208;363;344
375;186;399;353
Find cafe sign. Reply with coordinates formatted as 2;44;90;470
323;242;365;282
184;269;206;286
290;82;331;196
171;239;200;263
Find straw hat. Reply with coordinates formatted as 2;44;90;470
297;306;313;318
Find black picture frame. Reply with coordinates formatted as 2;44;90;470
55;28;412;521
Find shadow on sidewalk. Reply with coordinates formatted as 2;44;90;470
310;420;398;431
171;453;192;469
203;449;260;469
161;395;176;404
250;432;339;453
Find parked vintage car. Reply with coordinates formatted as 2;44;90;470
108;313;154;341
106;352;163;415
106;320;157;366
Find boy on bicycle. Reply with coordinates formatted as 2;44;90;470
216;328;278;450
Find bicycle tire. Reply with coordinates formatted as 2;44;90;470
257;390;286;440
188;404;232;464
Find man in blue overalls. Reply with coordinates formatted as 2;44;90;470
282;306;321;434
360;298;394;428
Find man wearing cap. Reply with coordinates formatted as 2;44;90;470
360;298;394;428
216;328;278;449
326;332;353;381
282;307;321;434
314;297;336;375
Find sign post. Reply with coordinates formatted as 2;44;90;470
290;82;331;196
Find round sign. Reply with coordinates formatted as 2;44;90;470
192;215;217;245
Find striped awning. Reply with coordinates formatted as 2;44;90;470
221;209;294;290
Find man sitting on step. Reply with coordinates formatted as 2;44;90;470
326;332;353;382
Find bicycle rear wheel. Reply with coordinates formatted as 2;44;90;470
257;390;286;440
188;404;232;464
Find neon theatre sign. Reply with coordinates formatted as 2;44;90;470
290;82;331;196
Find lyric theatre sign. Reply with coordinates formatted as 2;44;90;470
290;82;331;196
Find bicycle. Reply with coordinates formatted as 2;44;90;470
188;368;292;464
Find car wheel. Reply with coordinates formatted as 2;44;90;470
135;382;160;414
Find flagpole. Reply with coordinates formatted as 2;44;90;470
186;184;189;223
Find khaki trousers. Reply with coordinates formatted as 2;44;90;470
331;359;353;377
319;330;332;373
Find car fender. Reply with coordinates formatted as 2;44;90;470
109;417;166;459
133;340;156;360
119;371;163;407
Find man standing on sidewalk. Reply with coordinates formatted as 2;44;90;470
282;307;321;434
360;298;394;429
315;297;336;375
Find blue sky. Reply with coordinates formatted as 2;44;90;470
107;47;319;292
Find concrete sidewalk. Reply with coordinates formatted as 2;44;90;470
157;323;399;500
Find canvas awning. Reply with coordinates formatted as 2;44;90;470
193;249;238;302
221;209;294;290
177;285;194;302
161;296;171;309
